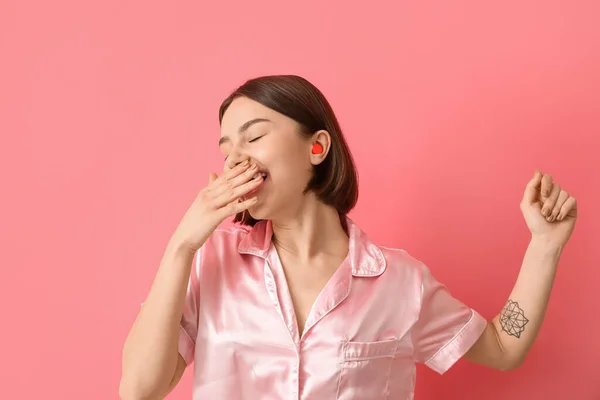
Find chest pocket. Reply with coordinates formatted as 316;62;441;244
336;339;405;400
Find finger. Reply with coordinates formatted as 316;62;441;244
212;163;259;197
540;174;554;203
557;197;577;220
219;196;259;219
548;190;568;222
208;173;218;184
541;183;561;218
208;160;250;190
523;170;543;205
213;173;264;208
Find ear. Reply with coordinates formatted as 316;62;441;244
310;130;331;165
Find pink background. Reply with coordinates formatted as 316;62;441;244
1;0;599;399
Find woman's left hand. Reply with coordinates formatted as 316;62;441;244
520;170;578;247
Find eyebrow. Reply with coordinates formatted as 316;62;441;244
219;118;271;146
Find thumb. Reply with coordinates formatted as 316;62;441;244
523;169;542;205
208;172;218;184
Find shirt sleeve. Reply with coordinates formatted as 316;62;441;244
178;245;204;366
411;264;488;374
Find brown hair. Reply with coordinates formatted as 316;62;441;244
219;75;359;226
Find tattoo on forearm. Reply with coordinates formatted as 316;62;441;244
500;299;529;338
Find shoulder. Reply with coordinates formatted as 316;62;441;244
378;245;427;281
375;245;442;303
347;217;428;286
190;224;252;280
193;224;251;265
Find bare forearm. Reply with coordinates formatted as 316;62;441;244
492;236;563;366
120;240;195;398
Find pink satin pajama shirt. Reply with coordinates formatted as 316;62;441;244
178;217;487;399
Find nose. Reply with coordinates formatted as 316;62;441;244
233;159;250;168
225;150;251;171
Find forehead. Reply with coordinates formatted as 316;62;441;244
220;97;274;134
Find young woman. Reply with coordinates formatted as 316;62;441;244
119;75;578;400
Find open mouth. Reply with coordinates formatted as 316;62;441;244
254;171;268;188
243;171;268;200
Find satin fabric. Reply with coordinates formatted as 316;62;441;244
178;217;487;399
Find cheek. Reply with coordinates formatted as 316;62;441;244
271;154;311;182
249;145;283;170
253;138;309;176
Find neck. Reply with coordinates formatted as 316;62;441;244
270;194;349;262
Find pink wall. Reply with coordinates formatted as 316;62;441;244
1;0;599;399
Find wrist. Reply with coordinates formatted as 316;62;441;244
529;235;564;257
166;236;200;258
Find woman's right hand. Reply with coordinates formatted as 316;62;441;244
171;160;263;252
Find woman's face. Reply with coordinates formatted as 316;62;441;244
219;96;317;221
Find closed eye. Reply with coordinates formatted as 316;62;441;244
223;135;264;159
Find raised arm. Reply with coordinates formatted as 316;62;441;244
465;170;577;370
119;162;263;399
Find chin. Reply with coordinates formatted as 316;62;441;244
247;202;269;221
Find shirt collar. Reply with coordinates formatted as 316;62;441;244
238;216;386;277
